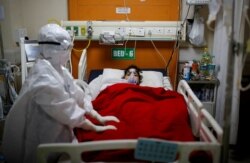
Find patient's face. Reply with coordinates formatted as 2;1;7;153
124;68;139;84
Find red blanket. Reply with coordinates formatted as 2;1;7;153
75;83;195;161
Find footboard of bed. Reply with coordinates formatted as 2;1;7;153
37;138;221;163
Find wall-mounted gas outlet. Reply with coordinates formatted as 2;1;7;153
80;26;86;36
87;21;93;39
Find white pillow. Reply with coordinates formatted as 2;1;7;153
101;68;164;87
101;68;124;83
141;71;164;87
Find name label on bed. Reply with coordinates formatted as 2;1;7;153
112;48;135;60
135;138;178;162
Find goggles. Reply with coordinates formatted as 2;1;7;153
39;39;73;51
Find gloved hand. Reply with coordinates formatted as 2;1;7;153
83;95;120;124
88;109;120;125
80;119;117;132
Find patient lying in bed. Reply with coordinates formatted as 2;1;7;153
87;65;173;100
74;66;194;162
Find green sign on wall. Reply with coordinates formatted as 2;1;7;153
112;48;135;60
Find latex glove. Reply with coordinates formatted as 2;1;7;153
79;119;117;132
83;95;120;125
88;109;120;125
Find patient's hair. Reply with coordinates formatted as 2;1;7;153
122;65;143;84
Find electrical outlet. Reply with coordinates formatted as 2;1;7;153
150;28;164;35
116;27;126;36
133;28;145;36
126;27;145;37
165;27;177;35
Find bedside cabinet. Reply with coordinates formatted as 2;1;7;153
185;79;219;117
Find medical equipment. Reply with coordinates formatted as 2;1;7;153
61;21;186;41
20;38;39;84
36;53;223;162
20;37;74;84
0;59;18;116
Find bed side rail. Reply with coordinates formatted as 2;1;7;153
200;109;223;144
177;80;203;137
177;80;204;112
37;139;221;163
177;80;223;144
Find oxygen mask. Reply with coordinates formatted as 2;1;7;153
125;68;139;84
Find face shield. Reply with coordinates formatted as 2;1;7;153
124;68;139;84
38;24;73;66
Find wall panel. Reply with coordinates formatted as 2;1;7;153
68;0;180;88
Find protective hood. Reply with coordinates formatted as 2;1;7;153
38;24;73;67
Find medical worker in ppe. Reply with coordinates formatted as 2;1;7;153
2;23;119;163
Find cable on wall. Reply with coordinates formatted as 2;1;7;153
164;5;191;74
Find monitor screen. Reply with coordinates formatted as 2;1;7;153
24;41;40;62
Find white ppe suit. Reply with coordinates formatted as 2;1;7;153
2;24;118;163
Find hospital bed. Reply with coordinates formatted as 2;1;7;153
37;50;223;163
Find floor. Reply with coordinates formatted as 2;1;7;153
228;148;250;163
229;159;250;163
228;77;250;163
229;149;250;163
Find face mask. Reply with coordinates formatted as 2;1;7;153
58;49;71;65
125;68;139;84
127;76;138;84
41;45;70;66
